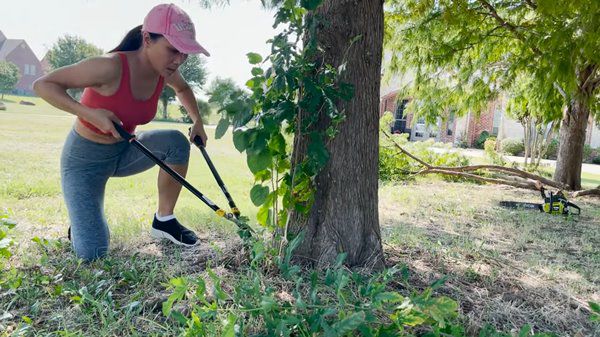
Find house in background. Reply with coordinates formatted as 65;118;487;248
40;52;52;75
0;30;42;95
379;89;504;146
380;79;600;148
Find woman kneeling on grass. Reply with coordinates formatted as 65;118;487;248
34;4;209;261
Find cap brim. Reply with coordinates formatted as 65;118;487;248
164;35;210;56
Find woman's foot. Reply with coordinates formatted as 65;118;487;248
151;215;198;246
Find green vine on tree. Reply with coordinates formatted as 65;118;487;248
215;0;354;234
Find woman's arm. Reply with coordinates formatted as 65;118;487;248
166;71;208;146
33;56;122;138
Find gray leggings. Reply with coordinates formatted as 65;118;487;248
61;128;190;261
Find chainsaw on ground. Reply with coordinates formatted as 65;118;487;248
499;186;581;215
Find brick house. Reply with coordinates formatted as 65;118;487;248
380;89;600;148
379;90;495;146
0;30;42;95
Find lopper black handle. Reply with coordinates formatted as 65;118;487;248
112;122;135;141
188;127;240;217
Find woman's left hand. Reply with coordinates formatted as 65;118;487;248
189;120;208;147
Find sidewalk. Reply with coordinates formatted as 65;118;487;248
430;147;600;175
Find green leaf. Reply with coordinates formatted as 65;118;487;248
215;118;230;139
590;301;600;322
247;52;263;65
373;291;403;303
260;295;276;312
162;277;188;317
268;133;286;154
427;296;458;327
430;276;447;290
307;133;329;168
170;310;187;325
247;149;272;174
250;185;270;206
222;314;236;337
254;169;272;182
257;204;270;226
397;312;427;326
232;129;248;152
331;311;365;335
251;67;264;76
300;0;322;10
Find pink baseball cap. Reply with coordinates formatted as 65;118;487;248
142;3;210;56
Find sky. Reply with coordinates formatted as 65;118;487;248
1;0;278;91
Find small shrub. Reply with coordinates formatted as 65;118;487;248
500;138;525;156
543;139;559;159
379;146;413;181
180;99;212;124
484;137;506;166
592;155;600;165
583;144;594;163
474;131;490;149
484;137;497;153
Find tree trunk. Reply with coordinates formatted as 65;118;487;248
554;101;589;190
161;99;168;120
522;117;530;166
554;66;595;190
534;122;555;169
288;0;385;269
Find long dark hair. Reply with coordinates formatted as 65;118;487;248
110;25;162;52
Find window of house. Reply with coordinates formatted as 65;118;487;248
492;105;502;136
395;100;407;120
30;65;36;76
23;64;29;75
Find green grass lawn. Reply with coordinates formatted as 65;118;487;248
1;95;599;336
0;95;258;244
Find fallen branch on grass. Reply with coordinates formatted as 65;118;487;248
571;186;600;198
382;131;600;198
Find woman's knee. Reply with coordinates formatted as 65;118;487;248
73;241;109;262
70;223;110;262
164;130;190;165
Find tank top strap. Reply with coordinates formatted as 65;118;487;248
116;53;130;96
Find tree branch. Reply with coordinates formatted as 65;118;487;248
571;187;600;198
421;168;540;190
553;82;569;100
579;64;599;91
382;130;432;168
476;0;541;55
382;130;578;192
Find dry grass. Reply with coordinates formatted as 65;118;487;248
380;178;600;336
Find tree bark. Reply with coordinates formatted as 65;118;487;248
288;0;385;269
554;65;595;190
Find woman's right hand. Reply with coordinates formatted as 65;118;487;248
81;108;122;139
